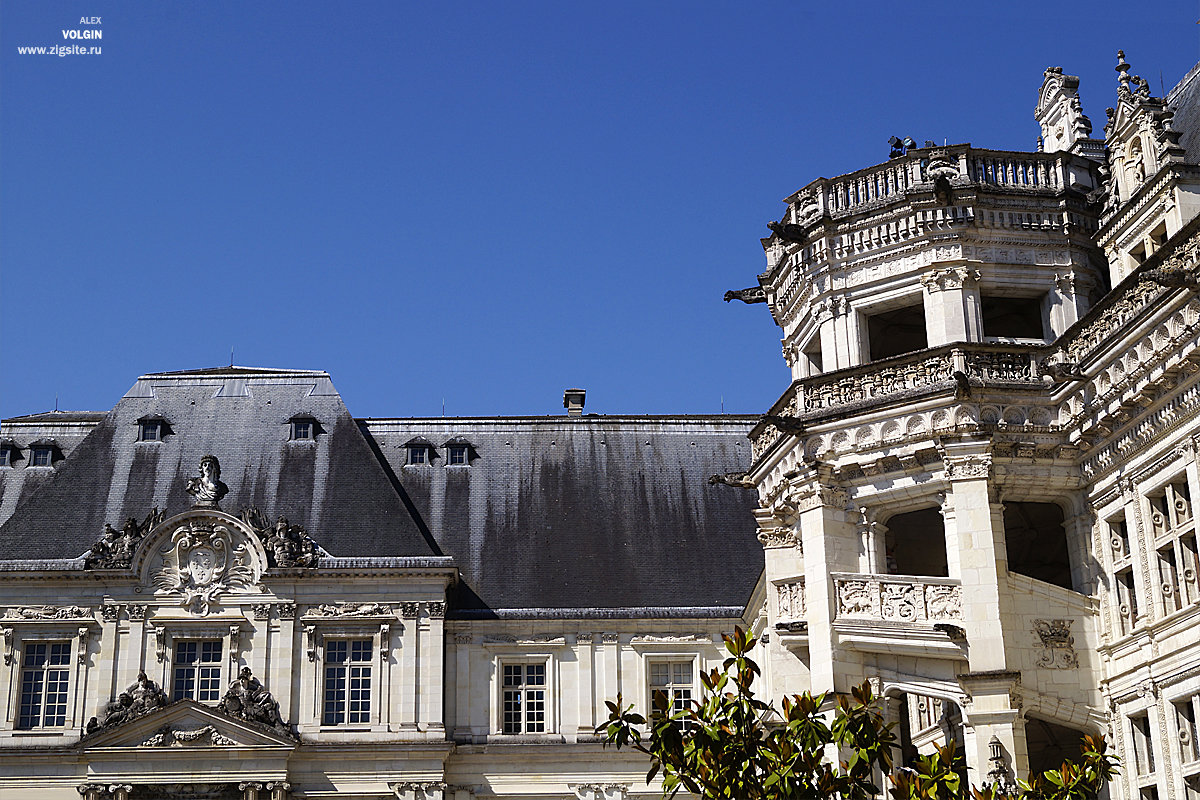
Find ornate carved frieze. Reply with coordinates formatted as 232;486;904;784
943;454;992;480
775;579;805;620
1032;618;1079;669
629;633;708;644
100;604;121;622
139;724;237;747
921;266;979;292
4;605;91;619
306;602;392;618
757;527;799;549
216;667;292;736
86;671;169;734
427;602;446;618
85;509;165;569
832;574;962;623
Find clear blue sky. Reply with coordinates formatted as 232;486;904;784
2;1;1197;418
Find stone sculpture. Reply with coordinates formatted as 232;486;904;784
217;667;289;734
86;671;168;733
84;509;164;569
186;455;229;507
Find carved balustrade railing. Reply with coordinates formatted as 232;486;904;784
749;344;1045;463
831;573;962;624
791;146;1084;222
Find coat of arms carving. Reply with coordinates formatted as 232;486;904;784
149;516;264;615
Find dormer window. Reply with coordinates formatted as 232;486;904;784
288;415;321;442
136;416;171;443
0;447;12;468
30;448;52;467
404;437;435;466
442;437;476;466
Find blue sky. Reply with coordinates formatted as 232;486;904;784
2;1;1197;418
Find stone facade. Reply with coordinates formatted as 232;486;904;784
743;53;1200;800
0;54;1199;800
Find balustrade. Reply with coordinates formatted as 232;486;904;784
831;573;962;624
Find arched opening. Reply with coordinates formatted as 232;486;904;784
1003;502;1075;591
1024;717;1089;776
885;507;948;577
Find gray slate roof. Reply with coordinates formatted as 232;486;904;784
0;369;764;616
0;368;437;560
361;416;762;615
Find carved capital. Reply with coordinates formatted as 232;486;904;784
943;454;991;480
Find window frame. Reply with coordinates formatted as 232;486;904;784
29;447;53;468
322;638;375;727
496;658;551;736
2;623;94;733
16;640;73;730
170;638;225;703
646;656;698;722
0;447;12;468
299;614;393;733
139;421;162;442
407;446;429;466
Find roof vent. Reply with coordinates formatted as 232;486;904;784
563;388;586;416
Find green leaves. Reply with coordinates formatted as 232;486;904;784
596;627;1118;800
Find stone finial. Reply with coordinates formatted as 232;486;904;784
186;455;228;508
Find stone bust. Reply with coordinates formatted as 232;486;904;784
186;455;228;507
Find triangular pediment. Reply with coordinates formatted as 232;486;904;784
80;699;296;751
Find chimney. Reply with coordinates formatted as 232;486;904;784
563;388;586;416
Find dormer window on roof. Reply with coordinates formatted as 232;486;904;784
137;416;170;442
30;446;54;468
289;415;321;441
0;446;13;468
443;437;476;466
403;437;435;466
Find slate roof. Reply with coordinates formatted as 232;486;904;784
360;416;762;615
1169;61;1200;163
0;368;438;560
0;368;764;616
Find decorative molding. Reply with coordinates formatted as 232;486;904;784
943;454;992;480
139;724;237;747
1032;619;1078;669
833;574;962;623
4;605;92;620
149;515;262;616
399;602;421;619
306;603;392;618
427;601;446;619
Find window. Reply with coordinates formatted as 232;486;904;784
982;295;1046;340
408;446;428;465
866;303;927;361
448;445;467;465
1117;568;1140;635
501;662;546;734
0;447;11;467
171;640;223;702
1147;480;1198;613
649;660;694;717
1175;695;1200;764
30;448;52;467
18;642;71;728
323;639;372;725
1131;712;1156;774
139;421;162;441
291;419;314;441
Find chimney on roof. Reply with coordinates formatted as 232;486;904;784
563;388;586;416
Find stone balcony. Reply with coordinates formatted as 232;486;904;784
829;572;967;659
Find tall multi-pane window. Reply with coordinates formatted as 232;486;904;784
172;640;223;702
1148;479;1198;613
18;642;71;728
1176;694;1200;764
501;662;546;734
1131;712;1156;774
323;639;372;725
649;660;694;717
1117;569;1141;635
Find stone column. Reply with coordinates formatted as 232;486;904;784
400;603;420;729
422;602;445;732
923;267;982;346
574;632;595;737
794;468;855;695
959;672;1029;783
941;436;1012;672
1047;271;1092;336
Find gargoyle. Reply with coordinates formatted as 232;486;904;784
1040;360;1086;382
766;220;808;244
760;415;805;435
723;287;767;304
708;472;754;488
952;370;972;400
1143;266;1200;292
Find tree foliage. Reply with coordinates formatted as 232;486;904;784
597;627;1117;800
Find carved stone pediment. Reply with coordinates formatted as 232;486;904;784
133;510;269;616
80;699;297;751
